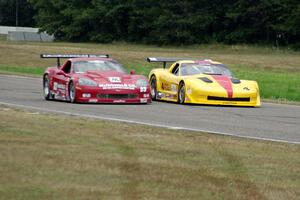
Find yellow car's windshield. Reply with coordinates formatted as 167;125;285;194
180;63;233;77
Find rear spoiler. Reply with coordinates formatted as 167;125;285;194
40;54;109;67
146;57;194;68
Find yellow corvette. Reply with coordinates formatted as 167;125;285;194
147;57;260;107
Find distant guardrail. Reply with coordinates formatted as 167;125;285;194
0;26;54;42
0;26;39;34
7;31;54;42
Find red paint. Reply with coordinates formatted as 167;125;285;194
211;75;233;98
195;60;211;64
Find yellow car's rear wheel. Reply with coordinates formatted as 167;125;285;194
178;82;185;104
150;75;157;100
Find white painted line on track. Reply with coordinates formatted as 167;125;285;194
1;101;299;145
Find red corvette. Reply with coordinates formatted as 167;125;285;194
41;54;151;104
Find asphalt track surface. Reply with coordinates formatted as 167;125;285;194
0;75;299;144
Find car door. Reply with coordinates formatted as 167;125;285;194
52;60;72;99
160;62;181;100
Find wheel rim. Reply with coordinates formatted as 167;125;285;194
151;78;156;99
44;77;49;97
70;83;75;102
179;85;185;103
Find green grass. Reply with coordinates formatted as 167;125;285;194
0;105;299;200
233;66;300;101
0;40;299;102
0;64;45;76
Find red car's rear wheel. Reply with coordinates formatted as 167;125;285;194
43;74;51;100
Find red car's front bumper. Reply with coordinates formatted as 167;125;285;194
74;86;151;104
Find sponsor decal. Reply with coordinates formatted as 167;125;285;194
165;94;175;99
53;82;58;90
187;88;192;94
88;99;98;103
99;84;136;90
109;77;121;83
57;84;65;90
143;94;150;98
171;84;177;92
140;87;147;92
243;87;250;91
53;82;66;90
113;99;126;103
140;98;148;103
82;93;91;98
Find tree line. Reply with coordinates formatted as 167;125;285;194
1;0;299;48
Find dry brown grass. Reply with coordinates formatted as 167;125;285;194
0;105;299;200
0;41;299;73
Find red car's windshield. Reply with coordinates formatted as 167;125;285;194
73;60;126;73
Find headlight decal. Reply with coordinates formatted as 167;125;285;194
136;79;148;87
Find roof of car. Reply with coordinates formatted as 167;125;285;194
176;59;223;65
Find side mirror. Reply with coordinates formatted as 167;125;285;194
130;70;136;75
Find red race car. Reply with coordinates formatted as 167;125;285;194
41;54;151;104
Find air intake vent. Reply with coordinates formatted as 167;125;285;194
97;94;137;99
231;78;241;84
199;77;213;83
208;96;250;102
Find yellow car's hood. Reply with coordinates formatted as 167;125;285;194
185;74;258;98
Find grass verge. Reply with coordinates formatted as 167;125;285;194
0;41;299;101
0;105;299;200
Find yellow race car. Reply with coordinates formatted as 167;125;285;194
147;57;260;107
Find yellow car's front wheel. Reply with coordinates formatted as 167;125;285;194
178;82;185;104
150;75;157;101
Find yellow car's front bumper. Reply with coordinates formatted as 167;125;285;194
184;87;261;107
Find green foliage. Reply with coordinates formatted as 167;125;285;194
0;0;36;27
26;0;300;47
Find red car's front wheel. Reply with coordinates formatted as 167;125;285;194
69;81;77;103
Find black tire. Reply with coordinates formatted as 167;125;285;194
150;75;157;100
69;81;76;103
43;74;51;100
178;82;185;104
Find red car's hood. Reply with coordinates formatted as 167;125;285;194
80;70;138;84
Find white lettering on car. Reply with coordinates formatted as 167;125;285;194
171;84;177;92
99;84;136;90
109;77;121;83
140;87;147;92
53;82;58;90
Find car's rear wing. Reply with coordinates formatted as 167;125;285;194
40;54;109;67
146;57;194;68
